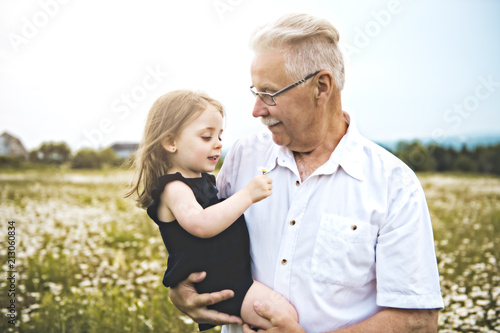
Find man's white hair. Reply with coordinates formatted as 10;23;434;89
250;13;345;91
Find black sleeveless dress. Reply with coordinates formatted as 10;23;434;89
147;172;253;331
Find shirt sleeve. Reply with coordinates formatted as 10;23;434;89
376;167;444;309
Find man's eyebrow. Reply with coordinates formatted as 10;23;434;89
253;84;276;92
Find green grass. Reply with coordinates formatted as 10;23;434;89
0;170;498;332
419;174;500;332
0;169;204;333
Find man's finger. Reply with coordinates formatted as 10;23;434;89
254;301;274;320
242;323;256;333
196;289;235;307
200;309;243;325
185;271;207;283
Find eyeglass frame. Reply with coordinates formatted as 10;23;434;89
250;71;321;106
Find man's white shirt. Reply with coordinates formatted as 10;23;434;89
217;114;444;333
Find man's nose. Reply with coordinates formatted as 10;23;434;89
252;97;270;118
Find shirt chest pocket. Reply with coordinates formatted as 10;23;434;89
311;214;379;287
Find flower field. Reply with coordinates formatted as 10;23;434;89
421;174;500;332
0;169;199;333
0;169;499;332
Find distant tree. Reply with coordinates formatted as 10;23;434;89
475;146;491;173
395;141;411;155
453;145;477;172
98;147;123;166
453;155;477;172
475;144;500;175
396;140;436;172
392;140;500;174
31;142;71;165
492;145;500;175
430;144;456;172
71;148;101;169
28;150;40;163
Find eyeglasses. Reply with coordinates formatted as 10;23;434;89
250;71;320;106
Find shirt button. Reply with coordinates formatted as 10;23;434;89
290;220;296;226
281;259;287;265
295;180;300;186
351;225;358;230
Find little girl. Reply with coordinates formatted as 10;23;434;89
126;90;297;331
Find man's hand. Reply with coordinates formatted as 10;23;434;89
169;271;244;326
242;301;305;333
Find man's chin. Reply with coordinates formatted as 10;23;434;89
269;130;289;147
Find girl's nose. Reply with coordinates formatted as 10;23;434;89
214;138;222;149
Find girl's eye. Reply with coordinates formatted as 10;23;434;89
201;137;212;141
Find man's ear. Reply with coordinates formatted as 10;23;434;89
315;71;334;106
161;135;177;153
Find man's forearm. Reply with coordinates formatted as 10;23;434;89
331;308;439;333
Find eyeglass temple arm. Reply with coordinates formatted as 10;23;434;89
272;71;320;96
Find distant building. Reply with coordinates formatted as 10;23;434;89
0;132;28;159
110;143;138;159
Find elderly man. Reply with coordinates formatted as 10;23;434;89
170;13;444;332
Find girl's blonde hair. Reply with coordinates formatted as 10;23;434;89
125;90;224;209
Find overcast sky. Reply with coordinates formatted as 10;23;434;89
1;0;499;152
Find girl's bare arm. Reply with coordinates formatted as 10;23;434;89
160;175;272;238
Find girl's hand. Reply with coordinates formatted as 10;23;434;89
245;175;273;203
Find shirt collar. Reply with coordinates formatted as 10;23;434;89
328;112;365;181
259;142;288;175
259;112;365;181
257;139;294;176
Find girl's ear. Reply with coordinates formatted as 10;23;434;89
161;135;177;153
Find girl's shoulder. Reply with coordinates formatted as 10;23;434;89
147;172;219;223
147;173;195;224
151;172;187;199
158;172;214;189
153;172;217;203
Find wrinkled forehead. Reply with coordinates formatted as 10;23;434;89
251;50;289;87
